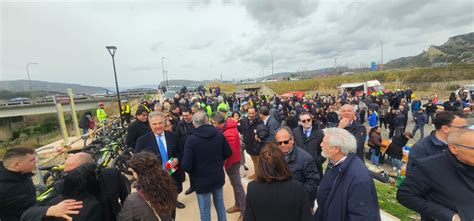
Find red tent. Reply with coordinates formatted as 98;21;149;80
281;91;305;99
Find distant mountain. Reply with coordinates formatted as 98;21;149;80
0;80;107;94
259;67;349;80
385;32;474;69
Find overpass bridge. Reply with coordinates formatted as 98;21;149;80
0;97;120;142
0;98;115;118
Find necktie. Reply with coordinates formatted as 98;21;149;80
157;135;168;168
305;130;310;138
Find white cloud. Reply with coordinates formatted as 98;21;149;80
1;0;473;87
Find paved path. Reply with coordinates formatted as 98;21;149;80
175;152;400;221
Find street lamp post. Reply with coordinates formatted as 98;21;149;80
26;63;38;95
161;57;166;88
271;52;274;76
105;46;124;127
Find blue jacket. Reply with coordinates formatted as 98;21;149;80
398;151;474;220
407;130;447;173
263;115;280;141
368;112;378;127
182;125;232;194
314;153;380;221
411;100;421;112
413;111;427;125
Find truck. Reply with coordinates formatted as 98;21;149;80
338;80;386;97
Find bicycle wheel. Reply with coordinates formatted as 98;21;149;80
112;155;132;176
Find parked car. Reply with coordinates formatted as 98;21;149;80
8;97;31;105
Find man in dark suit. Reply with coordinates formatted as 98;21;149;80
338;104;367;162
135;111;185;210
125;108;150;149
258;106;280;141
292;112;325;178
397;130;474;220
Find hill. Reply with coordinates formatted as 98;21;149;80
0;80;107;94
385;32;474;68
261;64;474;94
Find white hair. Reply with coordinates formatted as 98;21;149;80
323;128;357;155
192;110;209;127
341;104;357;113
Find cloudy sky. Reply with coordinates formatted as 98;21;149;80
1;0;473;88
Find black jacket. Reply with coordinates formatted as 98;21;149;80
292;125;325;168
0;164;36;221
176;120;193;161
136;131;185;184
326;112;339;124
397;151;474;221
181;125;232;194
21;167;129;221
240;116;263;156
26;195;102;221
344;121;367;162
407;131;447;172
394;114;406;127
286;146;320;203
423;102;437;114
126;120;151;149
79;114;91;129
244;180;313;221
386;135;409;159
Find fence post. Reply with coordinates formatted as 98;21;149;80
67;88;81;137
54;96;69;145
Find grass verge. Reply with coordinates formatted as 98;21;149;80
375;180;418;221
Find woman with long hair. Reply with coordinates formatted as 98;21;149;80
368;126;383;166
244;142;312;221
117;152;177;221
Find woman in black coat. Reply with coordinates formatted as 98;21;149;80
386;132;412;170
244;142;313;221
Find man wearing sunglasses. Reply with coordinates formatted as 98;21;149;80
292;112;325;178
275;127;320;210
407;111;467;172
397;129;474;221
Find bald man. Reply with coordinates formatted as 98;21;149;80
338;104;367;162
22;153;129;221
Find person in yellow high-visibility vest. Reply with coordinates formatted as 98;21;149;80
96;102;108;126
121;100;131;124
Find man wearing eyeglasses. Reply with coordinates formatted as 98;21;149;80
407;111;467;172
397;130;474;221
292;112;325;178
275;127;320;210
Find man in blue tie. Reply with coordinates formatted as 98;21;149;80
135;111;186;213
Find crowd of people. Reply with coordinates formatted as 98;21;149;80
1;86;473;221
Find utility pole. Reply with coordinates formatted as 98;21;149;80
161;57;166;87
334;57;337;74
381;40;384;70
26;63;38;96
271;52;274;76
